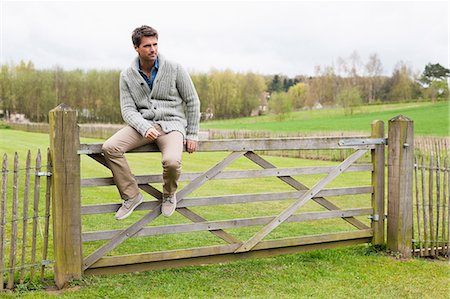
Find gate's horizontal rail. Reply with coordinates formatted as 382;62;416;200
81;186;373;215
78;137;381;154
84;229;373;275
81;164;373;187
82;207;373;242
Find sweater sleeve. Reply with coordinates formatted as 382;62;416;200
176;65;201;141
120;71;153;136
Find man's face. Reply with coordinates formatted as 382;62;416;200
135;36;158;63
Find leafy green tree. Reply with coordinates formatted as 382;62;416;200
268;91;293;120
287;83;307;109
420;63;450;102
336;86;362;115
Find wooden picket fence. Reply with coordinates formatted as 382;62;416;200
0;150;53;291
413;155;449;257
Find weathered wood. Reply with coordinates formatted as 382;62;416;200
83;151;246;270
387;115;414;258
447;157;450;256
30;150;41;281
443;157;448;255
177;151;247;200
371;120;385;245
41;148;52;280
79;137;381;154
87;153;109;168
49;104;83;289
429;156;435;256
86;238;371;275
82;208;373;242
19;151;31;283
0;154;6;291
414;156;423;256
235;149;368;253
81;164;373;187
435;156;441;255
83;206;162;270
176;207;241;244
81;186;373;215
421;156;429;256
244;151;370;230
85;230;373;273
7;153;19;289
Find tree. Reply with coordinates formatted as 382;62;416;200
268;91;293;120
419;63;450;102
287;82;307;109
336;86;362;115
420;63;450;84
364;53;384;103
388;61;418;101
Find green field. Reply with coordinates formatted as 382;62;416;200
200;101;450;136
0;129;449;298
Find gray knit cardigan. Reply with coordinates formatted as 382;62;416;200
120;54;200;141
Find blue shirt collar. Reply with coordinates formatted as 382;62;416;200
138;56;159;72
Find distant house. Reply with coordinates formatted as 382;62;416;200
8;112;29;123
251;91;270;116
312;102;323;110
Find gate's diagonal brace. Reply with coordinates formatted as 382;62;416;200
83;151;246;269
83;205;162;270
174;151;247;244
177;208;241;244
235;149;368;253
244;152;370;230
87;153;108;168
176;151;247;200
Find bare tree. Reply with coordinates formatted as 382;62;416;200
364;53;383;103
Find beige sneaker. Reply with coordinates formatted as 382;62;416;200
115;193;143;220
161;194;176;217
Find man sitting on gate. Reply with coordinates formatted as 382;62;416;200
102;25;201;220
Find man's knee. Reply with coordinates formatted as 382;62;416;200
102;140;121;157
162;159;181;172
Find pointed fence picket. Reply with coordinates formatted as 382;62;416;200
0;149;53;290
413;154;449;257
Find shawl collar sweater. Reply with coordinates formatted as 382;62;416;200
120;53;200;141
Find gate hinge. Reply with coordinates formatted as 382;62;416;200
368;214;380;221
36;172;52;177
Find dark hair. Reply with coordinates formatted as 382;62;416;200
132;25;158;47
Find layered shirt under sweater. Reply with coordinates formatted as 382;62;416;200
119;53;201;141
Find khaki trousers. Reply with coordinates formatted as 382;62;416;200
102;125;183;200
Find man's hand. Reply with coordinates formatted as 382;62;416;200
144;127;161;141
185;139;198;154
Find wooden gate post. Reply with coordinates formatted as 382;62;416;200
371;120;385;245
387;115;414;258
49;104;82;288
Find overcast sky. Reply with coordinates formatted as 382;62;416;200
1;0;449;77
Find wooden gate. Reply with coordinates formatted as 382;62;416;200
48;105;415;289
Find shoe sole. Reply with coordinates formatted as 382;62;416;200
115;196;143;220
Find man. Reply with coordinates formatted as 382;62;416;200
102;25;200;219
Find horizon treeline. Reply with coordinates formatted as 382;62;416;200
1;53;449;123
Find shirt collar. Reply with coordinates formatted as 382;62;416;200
138;56;159;72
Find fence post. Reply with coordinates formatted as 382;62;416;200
387;115;414;258
49;104;82;288
371;120;385;245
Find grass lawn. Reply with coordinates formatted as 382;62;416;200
0;126;449;298
200;101;449;136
